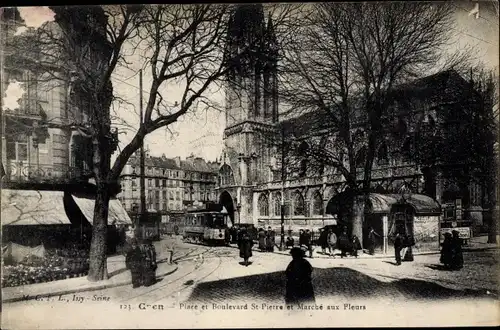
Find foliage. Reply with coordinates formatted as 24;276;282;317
2;249;90;288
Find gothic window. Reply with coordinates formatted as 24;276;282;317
312;191;323;216
273;192;282;216
298;141;309;177
258;193;269;216
377;142;389;165
293;191;305;216
219;164;235;186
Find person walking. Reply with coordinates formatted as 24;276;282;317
285;247;315;305
318;228;328;255
327;229;337;257
394;232;403;265
440;232;453;269
351;235;361;258
238;228;254;266
450;230;464;270
298;229;305;248
258;228;266;252
367;227;380;255
338;227;350;258
125;239;144;288
304;229;313;258
266;226;276;252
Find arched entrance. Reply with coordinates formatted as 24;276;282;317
219;191;235;226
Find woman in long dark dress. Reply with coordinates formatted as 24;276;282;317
318;228;328;254
239;229;253;266
141;239;157;286
125;239;144;288
258;228;266;252
440;232;453;269
285;247;315;305
450;230;464;270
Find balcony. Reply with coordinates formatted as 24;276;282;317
2;161;92;185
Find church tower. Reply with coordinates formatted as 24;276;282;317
218;4;279;226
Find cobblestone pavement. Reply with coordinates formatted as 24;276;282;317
3;241;498;328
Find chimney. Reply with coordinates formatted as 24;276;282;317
174;156;181;167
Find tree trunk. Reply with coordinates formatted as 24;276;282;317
88;186;110;281
351;194;364;249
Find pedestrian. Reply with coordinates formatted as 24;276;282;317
338;228;350;258
318;228;328;255
351;235;361;258
258;228;266;251
327;228;337;257
238;228;254;266
298;229;305;247
450;230;464;270
440;232;453;269
125;238;144;288
266;226;276;252
394;232;403;265
367;227;380;255
285;247;315;305
304;229;313;258
286;235;295;248
141;238;157;286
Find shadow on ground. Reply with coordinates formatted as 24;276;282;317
186;267;493;304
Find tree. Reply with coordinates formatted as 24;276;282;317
277;2;458;246
9;4;296;281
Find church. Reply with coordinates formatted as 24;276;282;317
215;5;496;254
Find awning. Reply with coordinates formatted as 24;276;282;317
71;194;132;225
1;189;71;225
326;192;441;215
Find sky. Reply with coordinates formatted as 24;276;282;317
2;3;499;164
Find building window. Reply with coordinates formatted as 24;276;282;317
293;191;305;216
169;191;174;200
219;164;235;186
273;192;282;216
162;179;166;187
312;191;323;216
176;191;180;200
155;178;160;187
148;179;152;187
6;139;28;162
258;193;269;216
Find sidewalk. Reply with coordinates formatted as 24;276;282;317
2;255;178;304
229;234;499;260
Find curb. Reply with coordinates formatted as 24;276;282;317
227;243;498;259
3;265;178;304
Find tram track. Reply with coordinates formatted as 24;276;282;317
120;245;225;305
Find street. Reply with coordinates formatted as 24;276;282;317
2;238;499;328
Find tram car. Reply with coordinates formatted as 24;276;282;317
181;204;230;246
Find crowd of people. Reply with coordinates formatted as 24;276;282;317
125;237;158;288
439;230;464;270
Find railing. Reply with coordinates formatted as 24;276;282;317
2;161;91;184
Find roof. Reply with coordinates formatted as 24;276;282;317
1;189;71;225
70;194;132;225
326;192;441;215
128;155;218;173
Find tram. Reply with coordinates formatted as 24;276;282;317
181;204;230;246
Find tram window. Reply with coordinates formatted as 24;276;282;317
205;214;213;227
